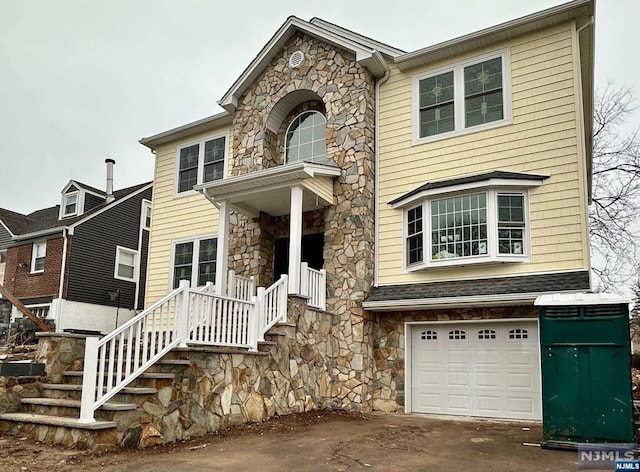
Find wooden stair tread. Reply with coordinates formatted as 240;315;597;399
22;397;136;411
0;412;116;430
63;371;174;379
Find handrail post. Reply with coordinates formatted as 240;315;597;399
176;280;191;348
319;269;327;311
249;276;256;298
280;274;289;323
300;262;309;298
255;287;266;343
227;270;236;298
78;336;99;423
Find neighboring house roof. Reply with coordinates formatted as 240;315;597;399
5;181;152;242
64;180;106;197
364;271;591;310
0;208;32;235
388;171;550;207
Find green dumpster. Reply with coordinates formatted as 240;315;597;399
536;293;634;446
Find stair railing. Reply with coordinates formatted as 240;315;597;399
78;280;190;423
300;262;326;310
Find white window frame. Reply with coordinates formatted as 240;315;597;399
31;241;47;274
402;187;531;271
284;110;327;164
412;48;512;144
141;199;152;231
114;246;138;282
169;234;218;289
174;132;229;198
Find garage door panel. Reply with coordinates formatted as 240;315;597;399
411;321;541;421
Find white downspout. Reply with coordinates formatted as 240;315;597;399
374;67;390;287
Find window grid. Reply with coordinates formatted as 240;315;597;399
178;144;199;193
478;329;496;340
509;328;529;340
497;194;525;255
203;137;226;183
173;238;217;289
464;57;504;128
448;330;466;340
419;71;454;137
406;206;423;265
32;242;46;272
286;111;326;163
431;193;487;260
63;193;78;216
173;242;194;289
116;249;136;280
420;330;437;341
198;239;217;287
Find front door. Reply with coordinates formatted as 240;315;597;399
274;233;324;280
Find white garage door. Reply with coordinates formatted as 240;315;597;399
411;321;541;420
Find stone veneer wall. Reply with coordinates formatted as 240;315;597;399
226;32;377;411
370;306;539;413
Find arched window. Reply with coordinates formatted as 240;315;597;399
285;111;326;163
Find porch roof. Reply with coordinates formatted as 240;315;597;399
194;162;341;218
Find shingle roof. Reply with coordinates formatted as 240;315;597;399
73;181;106;196
2;181;152;239
366;271;591;303
0;208;32;235
388;171;549;206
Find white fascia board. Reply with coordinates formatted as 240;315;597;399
389;178;544;209
394;0;592;71
194;162;340;198
363;290;584;311
68;183;153;230
218;16;382;110
139;112;232;150
534;292;629;306
13;226;66;242
0;218;15;238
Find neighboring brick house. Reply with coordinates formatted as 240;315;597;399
1;160;152;334
136;0;594;422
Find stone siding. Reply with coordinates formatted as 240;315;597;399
371;306;539;413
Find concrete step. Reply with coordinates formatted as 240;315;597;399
21;397;137;411
0;412;116;430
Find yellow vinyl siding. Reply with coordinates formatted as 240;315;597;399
377;22;589;285
302;176;334;205
145;127;230;306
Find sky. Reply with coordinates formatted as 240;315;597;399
0;0;637;215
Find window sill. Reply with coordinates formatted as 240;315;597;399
413;118;512;146
405;255;529;271
29;271;44;275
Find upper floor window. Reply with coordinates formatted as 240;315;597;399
285;111;326;164
142;200;152;231
176;134;227;194
62;192;79;217
114;246;138;282
172;236;217;288
415;50;511;142
404;190;529;269
31;241;46;273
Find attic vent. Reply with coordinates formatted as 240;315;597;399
289;50;304;68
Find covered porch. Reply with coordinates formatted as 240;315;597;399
194;161;340;304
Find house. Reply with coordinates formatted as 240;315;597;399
0;0;597;448
1;160;152;335
139;0;593;421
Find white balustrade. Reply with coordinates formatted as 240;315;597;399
300;262;326;310
227;270;256;301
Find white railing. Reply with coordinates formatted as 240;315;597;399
259;274;288;339
79;282;188;423
227;270;255;301
187;290;257;349
300;262;326;311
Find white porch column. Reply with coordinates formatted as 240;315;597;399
288;185;303;294
215;199;229;295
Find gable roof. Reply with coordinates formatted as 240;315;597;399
6;181;152;242
62;179;106;197
0;208;32;236
218;16;400;111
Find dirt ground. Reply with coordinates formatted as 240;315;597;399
0;410;580;472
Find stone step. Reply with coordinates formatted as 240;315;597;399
0;412;116;430
21;397;137;411
41;383;157;395
174;345;269;355
63;370;174;379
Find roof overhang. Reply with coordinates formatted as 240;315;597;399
363;289;586;311
194;162;341;218
218;16;392;112
12;226;66;242
535;292;629;306
139;112;233;150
